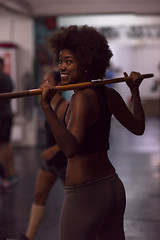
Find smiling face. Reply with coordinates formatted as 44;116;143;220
58;49;86;85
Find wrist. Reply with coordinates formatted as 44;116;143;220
131;88;139;94
41;103;52;111
131;90;141;100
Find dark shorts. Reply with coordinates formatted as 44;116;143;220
41;151;67;180
0;117;13;143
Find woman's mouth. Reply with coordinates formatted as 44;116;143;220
61;73;69;77
60;73;70;84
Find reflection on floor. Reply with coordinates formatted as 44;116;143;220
0;117;160;240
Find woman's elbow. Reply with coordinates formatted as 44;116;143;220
64;145;80;159
134;124;145;135
65;151;77;159
135;129;145;135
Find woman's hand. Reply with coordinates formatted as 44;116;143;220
124;71;144;93
40;81;57;108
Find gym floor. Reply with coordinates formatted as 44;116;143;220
0;117;160;240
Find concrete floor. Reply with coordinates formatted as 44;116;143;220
0;117;160;240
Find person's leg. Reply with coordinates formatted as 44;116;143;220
0;162;6;179
0;118;16;179
0;143;7;171
0;142;15;177
0;153;12;191
0;162;10;189
25;169;57;240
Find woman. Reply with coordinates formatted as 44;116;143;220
40;25;145;240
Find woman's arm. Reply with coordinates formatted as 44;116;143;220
40;83;97;158
108;72;145;135
125;71;145;134
41;102;79;159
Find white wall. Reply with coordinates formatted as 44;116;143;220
109;43;160;102
133;45;160;99
57;14;160;28
58;14;160;103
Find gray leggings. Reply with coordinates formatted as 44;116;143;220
60;173;126;240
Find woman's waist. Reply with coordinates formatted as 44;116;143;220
65;150;115;186
68;150;109;162
65;173;117;189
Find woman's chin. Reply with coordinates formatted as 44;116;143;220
61;77;70;85
61;80;69;85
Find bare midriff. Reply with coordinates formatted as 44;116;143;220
65;150;115;186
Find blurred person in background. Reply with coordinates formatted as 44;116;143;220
0;57;18;190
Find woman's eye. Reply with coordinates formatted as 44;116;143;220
58;59;73;65
67;60;73;64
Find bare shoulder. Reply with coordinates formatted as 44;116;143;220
105;86;122;100
70;88;99;125
104;86;123;113
105;85;118;96
71;88;98;107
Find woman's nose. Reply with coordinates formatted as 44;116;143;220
59;62;66;71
